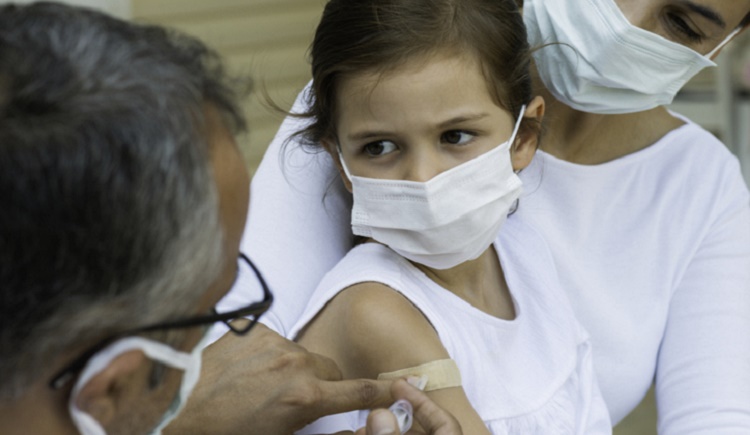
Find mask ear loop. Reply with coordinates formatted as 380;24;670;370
336;143;354;183
507;104;527;216
68;336;202;435
508;104;527;153
707;27;742;58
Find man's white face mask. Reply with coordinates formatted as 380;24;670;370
69;332;211;435
524;0;740;114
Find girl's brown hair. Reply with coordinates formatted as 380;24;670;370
297;0;535;151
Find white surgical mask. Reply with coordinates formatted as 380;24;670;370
524;0;740;114
339;107;525;270
69;331;210;435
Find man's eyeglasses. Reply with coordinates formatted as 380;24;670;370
49;252;273;390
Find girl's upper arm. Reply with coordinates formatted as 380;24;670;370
296;282;490;434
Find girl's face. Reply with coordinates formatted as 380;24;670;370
614;0;750;54
332;53;539;183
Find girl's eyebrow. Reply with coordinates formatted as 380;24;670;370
678;0;726;29
347;130;393;141
347;113;491;141
437;113;490;128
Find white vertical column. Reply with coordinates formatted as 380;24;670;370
738;101;750;188
717;43;737;154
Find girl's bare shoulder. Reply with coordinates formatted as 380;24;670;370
296;281;449;379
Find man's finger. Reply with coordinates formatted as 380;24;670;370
314;378;395;417
308;351;346;382
364;409;400;435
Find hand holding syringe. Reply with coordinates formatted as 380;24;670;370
389;399;415;433
357;375;462;435
388;375;428;434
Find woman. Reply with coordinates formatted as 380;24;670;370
231;0;750;432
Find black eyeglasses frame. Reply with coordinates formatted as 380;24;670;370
48;252;273;390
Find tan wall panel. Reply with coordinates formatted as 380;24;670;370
133;0;323;174
243;81;308;125
150;7;321;52
133;0;318;21
226;45;311;86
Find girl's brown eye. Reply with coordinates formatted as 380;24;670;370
363;140;397;156
364;142;384;155
441;130;475;146
443;131;462;144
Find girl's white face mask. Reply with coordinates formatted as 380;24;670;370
69;332;210;435
339;107;526;270
524;0;740;114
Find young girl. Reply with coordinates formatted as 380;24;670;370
288;0;612;433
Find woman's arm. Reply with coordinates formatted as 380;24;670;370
297;283;490;435
655;166;750;434
216;83;353;337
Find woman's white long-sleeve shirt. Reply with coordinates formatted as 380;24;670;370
218;89;750;432
514;118;750;431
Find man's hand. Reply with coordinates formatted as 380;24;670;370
166;324;394;434
356;379;462;435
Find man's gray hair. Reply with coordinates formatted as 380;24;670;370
0;2;248;398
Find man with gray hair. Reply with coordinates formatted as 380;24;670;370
0;2;460;434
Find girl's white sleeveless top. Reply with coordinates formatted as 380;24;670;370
290;216;612;434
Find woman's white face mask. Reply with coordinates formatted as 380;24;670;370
69;332;210;435
523;0;741;114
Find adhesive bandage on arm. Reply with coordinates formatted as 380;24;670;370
378;359;462;392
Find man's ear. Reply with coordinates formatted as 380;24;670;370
73;350;147;426
511;96;545;172
323;139;353;193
